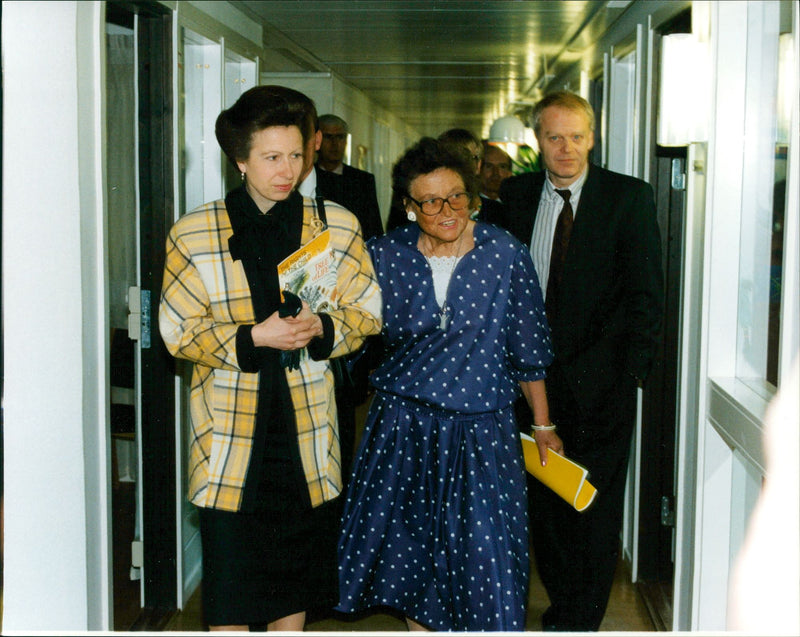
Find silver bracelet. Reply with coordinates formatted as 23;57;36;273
531;423;557;432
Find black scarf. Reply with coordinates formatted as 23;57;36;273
226;186;304;320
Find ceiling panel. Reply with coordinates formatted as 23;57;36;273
236;0;624;137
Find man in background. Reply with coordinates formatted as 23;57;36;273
316;114;383;241
499;90;663;632
437;128;505;225
292;103;370;484
480;141;514;202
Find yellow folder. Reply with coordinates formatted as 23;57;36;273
521;433;598;512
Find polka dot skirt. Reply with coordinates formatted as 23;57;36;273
337;394;530;631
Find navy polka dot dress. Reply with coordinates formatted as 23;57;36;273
337;222;553;631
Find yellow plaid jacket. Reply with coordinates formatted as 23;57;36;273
159;196;382;512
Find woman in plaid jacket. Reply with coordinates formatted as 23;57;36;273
159;86;381;631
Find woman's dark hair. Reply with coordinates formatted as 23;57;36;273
215;85;316;167
392;137;480;202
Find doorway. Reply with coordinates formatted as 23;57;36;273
105;1;176;629
105;8;141;628
636;146;686;630
635;10;692;630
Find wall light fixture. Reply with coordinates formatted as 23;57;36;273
657;33;711;146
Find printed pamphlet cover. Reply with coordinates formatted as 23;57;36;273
521;432;598;512
277;228;338;314
277;229;338;366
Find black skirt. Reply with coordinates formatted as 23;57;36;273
198;435;341;627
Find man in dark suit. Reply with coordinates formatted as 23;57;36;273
298;113;383;480
290;107;367;484
315;114;384;241
498;90;663;632
478;141;512;225
478;192;505;226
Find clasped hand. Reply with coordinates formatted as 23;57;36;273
251;301;323;351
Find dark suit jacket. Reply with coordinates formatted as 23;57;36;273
385;193;407;233
499;164;663;424
316;164;384;240
478;195;505;226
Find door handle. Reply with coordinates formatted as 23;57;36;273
127;286;152;348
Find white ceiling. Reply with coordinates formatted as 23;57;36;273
235;1;634;138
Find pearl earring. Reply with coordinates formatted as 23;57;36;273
406;210;417;222
240;172;246;182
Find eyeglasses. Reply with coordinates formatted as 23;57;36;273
407;192;470;216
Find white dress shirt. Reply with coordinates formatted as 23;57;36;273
298;166;318;198
530;168;588;300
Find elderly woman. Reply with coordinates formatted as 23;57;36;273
158;85;381;631
386;128;483;232
337;137;561;631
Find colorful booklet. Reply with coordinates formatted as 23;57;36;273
277;229;338;366
277;228;338;313
521;432;598;512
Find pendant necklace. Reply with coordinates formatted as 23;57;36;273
423;230;465;331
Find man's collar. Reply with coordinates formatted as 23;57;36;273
298;166;317;197
319;162;344;176
544;166;589;196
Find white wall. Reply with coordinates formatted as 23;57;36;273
2;1;109;630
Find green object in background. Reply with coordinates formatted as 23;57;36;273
512;144;541;174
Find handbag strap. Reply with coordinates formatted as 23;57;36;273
313;194;355;388
315;194;328;224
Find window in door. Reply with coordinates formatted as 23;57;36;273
182;28;223;213
737;0;795;391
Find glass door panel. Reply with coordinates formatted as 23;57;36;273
736;1;794;390
182;29;223;212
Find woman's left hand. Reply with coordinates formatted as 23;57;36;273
282;301;324;348
535;429;564;466
251;301;323;350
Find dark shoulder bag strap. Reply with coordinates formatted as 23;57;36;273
315;194;328;225
313;194;354;388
